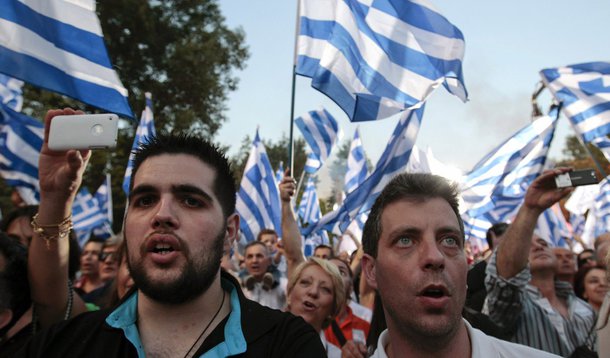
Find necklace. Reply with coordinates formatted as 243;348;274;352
183;291;226;358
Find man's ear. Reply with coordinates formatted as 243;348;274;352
224;213;240;254
361;253;378;290
0;309;13;331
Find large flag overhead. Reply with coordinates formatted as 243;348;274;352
303;106;424;235
460;108;559;218
540;62;610;143
0;105;43;204
297;0;467;122
123;93;155;194
0;0;133;118
236;129;282;242
344;127;367;194
295;108;341;173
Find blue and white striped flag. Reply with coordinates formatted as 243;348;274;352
297;0;467;122
295;108;341;173
0;74;24;111
570;212;586;238
95;173;113;224
73;188;111;247
537;204;571;247
593;136;610;163
236;129;282;242
460;108;559;218
298;177;322;225
123;93;155;194
594;177;610;236
0;0;133;118
275;161;284;184
344;127;367;194
540;62;610;143
303;107;424;235
0;105;43;204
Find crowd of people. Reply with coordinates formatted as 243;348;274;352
0;108;609;357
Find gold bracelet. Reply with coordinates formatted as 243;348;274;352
30;213;73;250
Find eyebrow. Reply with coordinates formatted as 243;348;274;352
388;225;464;244
129;184;214;204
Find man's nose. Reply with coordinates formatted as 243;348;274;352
152;198;179;229
420;239;445;271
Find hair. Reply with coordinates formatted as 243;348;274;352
0;205;38;233
574;263;607;300
330;256;353;279
287;257;346;329
244;240;269;256
594;233;610;251
313;244;334;257
362;173;464;258
130;132;236;219
256;229;277;242
0;233;30;336
485;222;509;250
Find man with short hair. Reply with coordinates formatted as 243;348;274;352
553;247;577;284
313;244;333;260
74;237;106;304
486;168;596;356
241;241;286;310
350;173;556;357
19;109;324;357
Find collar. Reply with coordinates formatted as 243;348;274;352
106;273;247;358
525;280;574;299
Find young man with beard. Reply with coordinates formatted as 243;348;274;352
18;108;324;357
344;173;557;358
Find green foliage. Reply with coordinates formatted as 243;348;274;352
556;135;610;179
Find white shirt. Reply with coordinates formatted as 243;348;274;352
370;319;560;358
242;278;286;310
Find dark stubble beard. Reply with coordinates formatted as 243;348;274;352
127;228;225;305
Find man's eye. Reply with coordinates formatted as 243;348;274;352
396;237;413;247
442;237;459;247
133;195;155;207
183;196;203;208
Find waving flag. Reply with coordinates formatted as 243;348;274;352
298;177;322;225
275;161;284;184
123;93;155;194
73;188;112;247
303;107;424;235
0;0;133;117
460;108;559;218
536;204;571;247
344;128;367;194
297;0;467;122
0;105;43;204
236;129;282;242
540;62;610;143
0;74;24;111
295;108;341;173
95;173;113;224
594;177;610;236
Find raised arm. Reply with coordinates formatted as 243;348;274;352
495;168;573;279
279;175;305;279
28;108;90;328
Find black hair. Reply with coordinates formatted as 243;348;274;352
362;173;464;258
130;133;236;218
0;233;30;337
485;222;509;250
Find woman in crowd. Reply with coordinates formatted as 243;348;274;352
575;264;608;312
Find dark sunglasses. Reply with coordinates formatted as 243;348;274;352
99;251;117;262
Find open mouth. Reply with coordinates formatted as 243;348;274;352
303;300;317;310
422;288;446;298
151;243;175;255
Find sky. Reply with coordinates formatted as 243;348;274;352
216;1;610;196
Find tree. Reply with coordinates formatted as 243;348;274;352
556;135;610;178
5;1;249;230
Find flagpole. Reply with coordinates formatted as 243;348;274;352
288;0;302;176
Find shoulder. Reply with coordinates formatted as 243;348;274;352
240;299;325;357
467;320;560;358
16;310;135;357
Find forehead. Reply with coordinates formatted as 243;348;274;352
246;244;266;255
301;264;331;283
553;248;573;256
134;154;217;189
380;198;461;238
84;241;103;251
260;233;277;241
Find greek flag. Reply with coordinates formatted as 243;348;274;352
295;108;341;173
0;74;24;111
303;106;423;235
0;105;43;204
236;129;282;242
593;136;610;162
540;62;610;143
94;173;113;224
536;204;571;247
594;177;610;236
73;188;112;247
344;127;367;194
570;212;586;238
297;0;467;122
0;0;133;118
298;177;322;225
275;161;284;184
460;108;559;218
123;93;155;194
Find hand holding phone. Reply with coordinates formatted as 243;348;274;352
48;113;119;151
554;169;598;188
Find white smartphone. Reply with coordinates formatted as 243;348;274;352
48;113;119;150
